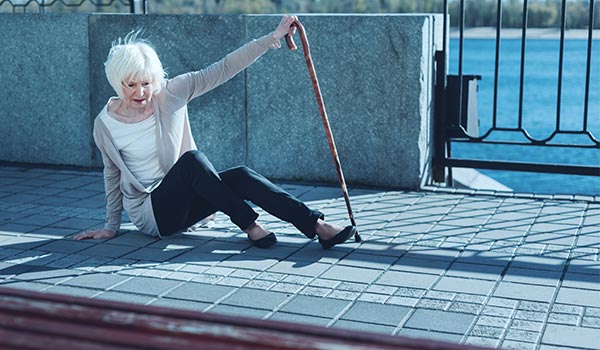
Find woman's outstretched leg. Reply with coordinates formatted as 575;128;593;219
219;166;324;238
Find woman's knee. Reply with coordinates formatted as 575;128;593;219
221;165;253;180
219;165;255;184
179;150;216;175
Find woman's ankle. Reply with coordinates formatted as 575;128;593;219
245;222;270;240
315;219;342;240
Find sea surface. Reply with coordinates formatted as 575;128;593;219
448;38;600;195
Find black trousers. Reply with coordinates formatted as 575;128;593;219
151;151;324;237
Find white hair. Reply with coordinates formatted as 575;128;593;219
104;29;166;99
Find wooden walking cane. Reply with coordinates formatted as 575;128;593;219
285;19;361;242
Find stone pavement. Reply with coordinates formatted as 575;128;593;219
0;164;598;350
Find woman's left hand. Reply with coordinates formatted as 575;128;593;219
270;15;298;48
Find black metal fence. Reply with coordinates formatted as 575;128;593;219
433;0;599;185
0;0;146;13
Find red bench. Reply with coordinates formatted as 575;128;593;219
0;286;493;350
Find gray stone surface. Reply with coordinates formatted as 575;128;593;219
404;309;476;334
0;14;442;189
0;14;92;166
1;165;599;349
246;15;441;188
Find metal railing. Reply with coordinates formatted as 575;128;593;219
0;0;146;13
433;0;599;184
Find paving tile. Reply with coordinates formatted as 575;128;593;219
582;316;600;328
505;328;540;342
567;260;600;276
218;255;278;271
477;315;510;328
13;267;82;283
105;233;159;247
493;282;556;302
11;252;69;270
51;217;103;230
518;300;550;312
391;256;452;275
320;265;383;284
0;236;51;250
548;312;580;325
514;310;546;321
30;227;79;238
43;285;100;298
122;247;188;262
221;289;290;310
337;252;398;270
417;298;450;310
333;319;395;334
0;262;42;278
78;244;142;259
267;260;330;277
585;307;600;317
445;262;504;281
36;240;95;254
2;193;45;204
208;305;270;319
542;324;600;349
561;272;600;291
62;273;130;290
404;309;476;334
502;266;561;286
465;336;500;348
94;291;155;305
538;345;581;350
0;280;49;292
149;298;211;312
511;319;543;332
501;340;537;350
111;276;182;296
279;295;350;318
269;282;303;294
551;304;584;315
268;312;330;327
398;328;463;343
165;282;234;303
376;271;438;289
12;214;64;227
434;276;496;295
299;286;331;297
455;250;512;267
470;325;504;338
339;301;410;326
510;255;566;272
555;287;600;308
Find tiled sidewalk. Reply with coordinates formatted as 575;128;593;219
0;165;598;350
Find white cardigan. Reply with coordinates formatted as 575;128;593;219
93;34;278;237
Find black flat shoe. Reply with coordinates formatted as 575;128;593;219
319;226;356;249
250;232;277;248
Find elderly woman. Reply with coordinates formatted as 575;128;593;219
74;16;356;249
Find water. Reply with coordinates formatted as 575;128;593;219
448;38;600;195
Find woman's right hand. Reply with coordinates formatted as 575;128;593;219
270;15;298;48
73;228;117;240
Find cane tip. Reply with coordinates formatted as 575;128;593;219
353;229;362;243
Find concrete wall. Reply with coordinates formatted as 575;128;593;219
0;13;442;189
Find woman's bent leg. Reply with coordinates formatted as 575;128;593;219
151;151;258;235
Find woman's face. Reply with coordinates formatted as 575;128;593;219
121;78;154;109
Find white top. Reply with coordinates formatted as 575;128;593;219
101;112;164;189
